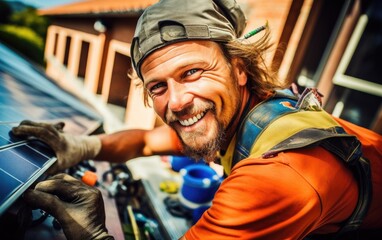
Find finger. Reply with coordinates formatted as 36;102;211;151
48;173;78;182
15;120;55;129
34;174;89;202
53;122;65;132
12;120;61;137
12;124;61;147
23;189;64;217
19;120;37;126
46;163;60;175
11;120;35;136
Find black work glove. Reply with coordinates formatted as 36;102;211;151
24;173;113;240
12;120;101;174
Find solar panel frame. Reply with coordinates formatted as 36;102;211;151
0;42;103;216
0;143;57;216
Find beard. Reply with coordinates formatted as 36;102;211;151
178;116;225;163
165;68;242;163
166;101;225;163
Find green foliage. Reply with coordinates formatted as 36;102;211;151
0;24;44;65
9;7;50;38
0;2;50;66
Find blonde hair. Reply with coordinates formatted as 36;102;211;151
220;28;288;99
133;28;288;106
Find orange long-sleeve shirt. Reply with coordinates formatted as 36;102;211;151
185;119;382;239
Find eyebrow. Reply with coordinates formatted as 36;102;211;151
143;57;208;87
143;78;157;88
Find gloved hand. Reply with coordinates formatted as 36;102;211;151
12;120;102;174
24;173;114;240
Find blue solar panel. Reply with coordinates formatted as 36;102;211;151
0;170;22;206
0;140;56;215
0;125;12;147
0;42;103;216
0;148;40;183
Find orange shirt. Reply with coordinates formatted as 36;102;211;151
185;120;382;239
334;118;382;229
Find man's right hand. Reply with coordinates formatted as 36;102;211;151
12;120;102;174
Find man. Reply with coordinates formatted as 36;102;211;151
12;0;382;239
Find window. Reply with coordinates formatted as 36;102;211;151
327;0;382;132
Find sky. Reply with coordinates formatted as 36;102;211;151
6;0;82;9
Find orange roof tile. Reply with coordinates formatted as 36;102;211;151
38;0;159;16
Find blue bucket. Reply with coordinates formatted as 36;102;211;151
170;155;204;172
180;164;221;204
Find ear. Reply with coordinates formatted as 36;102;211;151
231;58;247;86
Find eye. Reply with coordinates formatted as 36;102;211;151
183;68;202;78
186;69;198;76
147;82;167;97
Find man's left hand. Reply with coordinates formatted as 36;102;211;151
24;173;113;240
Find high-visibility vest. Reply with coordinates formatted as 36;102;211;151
232;88;372;238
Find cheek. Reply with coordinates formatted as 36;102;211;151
152;97;167;120
198;78;237;113
191;78;225;100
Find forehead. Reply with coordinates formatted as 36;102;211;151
140;40;223;78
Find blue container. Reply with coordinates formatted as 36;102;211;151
192;205;210;224
180;164;221;204
170;155;204;172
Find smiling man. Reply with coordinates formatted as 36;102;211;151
142;40;246;163
12;0;382;239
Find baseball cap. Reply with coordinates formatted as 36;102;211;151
131;0;247;80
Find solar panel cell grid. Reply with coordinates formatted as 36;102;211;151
10;144;50;168
0;145;56;215
0;42;103;216
0;169;22;207
26;141;56;159
0;149;40;183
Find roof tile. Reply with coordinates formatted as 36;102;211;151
39;0;159;16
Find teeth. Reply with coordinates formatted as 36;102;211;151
179;111;205;126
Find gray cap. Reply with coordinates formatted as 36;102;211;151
131;0;247;80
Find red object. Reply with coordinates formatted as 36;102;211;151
81;170;98;186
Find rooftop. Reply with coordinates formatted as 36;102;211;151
38;0;158;16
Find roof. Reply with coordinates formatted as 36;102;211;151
38;0;159;17
0;41;103;216
0;42;103;134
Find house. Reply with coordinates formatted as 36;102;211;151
39;0;382;134
38;0;159;132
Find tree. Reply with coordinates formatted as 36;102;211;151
9;7;49;38
0;1;49;66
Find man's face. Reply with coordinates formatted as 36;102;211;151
141;41;245;161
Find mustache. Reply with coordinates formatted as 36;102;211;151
165;101;214;124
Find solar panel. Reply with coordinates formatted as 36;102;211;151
0;140;56;216
0;42;103;216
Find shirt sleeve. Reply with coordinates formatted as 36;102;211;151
184;156;322;240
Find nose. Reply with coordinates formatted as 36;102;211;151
167;80;193;112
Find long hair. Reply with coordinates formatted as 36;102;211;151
134;28;288;106
220;28;289;99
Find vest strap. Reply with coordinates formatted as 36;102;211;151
232;88;372;238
